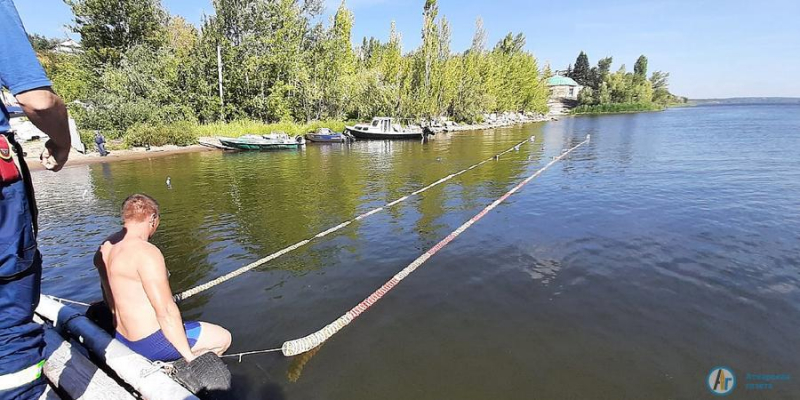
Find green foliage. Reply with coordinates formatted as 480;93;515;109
44;0;550;145
28;34;58;51
634;55;648;81
591;56;612;90
565;51;681;113
40;53;94;104
572;102;664;114
124;121;198;147
193;119;347;137
577;87;594;105
65;0;167;67
569;51;591;86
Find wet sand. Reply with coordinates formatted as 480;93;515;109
22;139;215;172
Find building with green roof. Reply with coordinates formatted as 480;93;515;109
547;74;582;100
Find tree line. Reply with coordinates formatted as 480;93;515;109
34;0;550;141
563;51;685;113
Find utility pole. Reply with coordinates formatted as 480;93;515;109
217;44;224;121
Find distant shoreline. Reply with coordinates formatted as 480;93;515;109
689;97;800;105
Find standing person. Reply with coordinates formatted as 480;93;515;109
1;1;72;399
94;130;108;156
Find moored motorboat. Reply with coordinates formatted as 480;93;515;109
345;117;431;140
217;132;305;150
305;128;354;143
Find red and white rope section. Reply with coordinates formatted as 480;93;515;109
175;137;535;301
280;135;590;356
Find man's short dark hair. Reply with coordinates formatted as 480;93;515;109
121;194;159;223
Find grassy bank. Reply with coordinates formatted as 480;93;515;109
85;119;349;149
571;102;665;115
193;120;347;138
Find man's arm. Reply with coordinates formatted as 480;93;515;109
138;245;196;361
15;88;70;171
0;1;70;171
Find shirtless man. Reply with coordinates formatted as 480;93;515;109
95;194;231;362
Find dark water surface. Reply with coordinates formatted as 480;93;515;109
33;104;800;399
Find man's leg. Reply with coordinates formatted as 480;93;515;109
189;322;232;357
0;268;46;399
0;180;46;399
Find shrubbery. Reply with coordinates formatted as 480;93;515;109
91;119;349;150
193;120;348;138
124;121;198;147
571;102;664;114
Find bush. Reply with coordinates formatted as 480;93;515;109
571;102;664;114
123;121;199;147
193;119;348;138
110;119;351;149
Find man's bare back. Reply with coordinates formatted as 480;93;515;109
96;230;165;341
94;194;231;362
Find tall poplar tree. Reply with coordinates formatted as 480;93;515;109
634;55;648;81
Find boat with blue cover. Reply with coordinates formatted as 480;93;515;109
305;128;354;143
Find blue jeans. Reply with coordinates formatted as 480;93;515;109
0;154;45;398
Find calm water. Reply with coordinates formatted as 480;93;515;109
32;104;800;399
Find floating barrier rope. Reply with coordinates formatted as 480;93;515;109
276;135;590;357
175;137;536;302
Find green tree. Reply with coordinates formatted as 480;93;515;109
592;56;612;89
569;51;591;86
541;62;553;79
650;70;674;105
65;0;167;68
28;34;58;52
634;55;648;81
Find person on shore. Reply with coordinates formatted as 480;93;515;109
94;130;108;156
94;194;232;363
1;1;72;398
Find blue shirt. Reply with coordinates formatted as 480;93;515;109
0;0;52;132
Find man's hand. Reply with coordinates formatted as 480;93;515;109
15;88;71;172
41;139;69;171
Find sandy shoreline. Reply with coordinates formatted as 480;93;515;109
23;141;214;172
22;116;553;171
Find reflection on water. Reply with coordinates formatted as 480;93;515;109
35;129;542;301
31;105;800;399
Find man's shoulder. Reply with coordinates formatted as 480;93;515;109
122;239;162;257
107;237;163;263
109;240;165;278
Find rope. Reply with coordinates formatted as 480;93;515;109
220;348;283;363
46;295;91;307
279;135;590;357
174;137;536;302
140;361;174;378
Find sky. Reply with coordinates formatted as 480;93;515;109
12;0;800;99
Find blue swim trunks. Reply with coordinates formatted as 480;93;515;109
115;321;202;362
